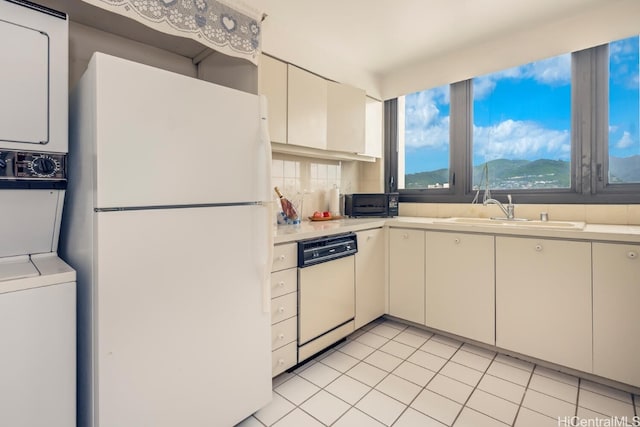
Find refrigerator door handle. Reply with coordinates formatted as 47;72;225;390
260;95;273;202
260;94;274;314
263;202;274;314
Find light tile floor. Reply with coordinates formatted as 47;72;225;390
237;318;639;427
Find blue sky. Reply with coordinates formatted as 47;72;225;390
404;36;639;174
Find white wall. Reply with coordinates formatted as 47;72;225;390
69;22;257;94
68;22;197;90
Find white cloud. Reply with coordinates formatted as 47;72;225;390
473;54;571;100
404;87;450;149
474;119;570;161
526;55;571;85
405;115;450;149
615;131;634;149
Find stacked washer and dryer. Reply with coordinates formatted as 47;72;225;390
0;1;75;426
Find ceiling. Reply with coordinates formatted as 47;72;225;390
37;0;639;97
261;0;613;77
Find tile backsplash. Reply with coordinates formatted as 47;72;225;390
271;153;358;218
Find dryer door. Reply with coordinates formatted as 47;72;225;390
0;19;48;145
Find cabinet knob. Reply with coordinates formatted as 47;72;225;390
367;235;372;241
277;281;285;288
278;333;285;340
535;244;543;252
454;238;461;244
278;307;285;314
628;251;638;260
278;255;286;261
402;233;409;239
277;358;285;366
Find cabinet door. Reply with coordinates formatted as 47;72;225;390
389;228;425;324
258;55;287;144
287;65;327;149
327;81;366;153
593;242;640;387
496;236;592;372
426;232;495;345
364;97;383;158
355;228;385;329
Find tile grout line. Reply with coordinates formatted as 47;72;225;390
509;361;536;427
255;319;638;427
575;377;581;418
328;342;407;425
449;350;503;427
389;335;465;426
325;325;417;426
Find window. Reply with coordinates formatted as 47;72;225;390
389;34;640;204
472;54;572;190
399;85;450;189
607;35;640;184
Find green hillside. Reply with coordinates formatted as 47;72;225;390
405;159;571;189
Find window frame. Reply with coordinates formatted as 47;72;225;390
387;41;640;204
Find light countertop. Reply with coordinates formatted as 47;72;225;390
274;216;640;244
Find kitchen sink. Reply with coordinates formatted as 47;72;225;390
435;217;586;230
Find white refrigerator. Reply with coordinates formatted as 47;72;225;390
61;53;273;427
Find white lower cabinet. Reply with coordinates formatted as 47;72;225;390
271;243;298;377
388;228;425;324
496;236;592;372
425;232;495;345
593;242;640;387
354;228;385;329
272;342;297;377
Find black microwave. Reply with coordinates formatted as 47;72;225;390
344;193;399;217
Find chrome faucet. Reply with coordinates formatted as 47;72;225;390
483;194;515;220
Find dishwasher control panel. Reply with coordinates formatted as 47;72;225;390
298;233;358;267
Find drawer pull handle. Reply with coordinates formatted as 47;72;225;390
628;251;638;260
403;233;409;239
535;244;543;252
278;333;285;340
454;238;461;244
277;358;285;366
278;255;286;261
278;307;285;314
278;281;285;287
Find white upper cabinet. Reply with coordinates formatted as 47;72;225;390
287;65;327;150
258;55;287;144
259;54;372;159
364;97;383;158
327;81;366;154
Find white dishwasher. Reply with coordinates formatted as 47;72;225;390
298;233;357;361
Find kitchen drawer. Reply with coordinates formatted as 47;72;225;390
271;268;297;298
271;316;297;350
271;292;297;325
272;243;297;272
272;341;297;377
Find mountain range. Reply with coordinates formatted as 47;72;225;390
405;155;640;188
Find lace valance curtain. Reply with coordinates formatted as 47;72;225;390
81;0;263;64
